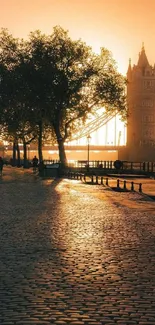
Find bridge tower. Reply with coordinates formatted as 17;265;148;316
126;44;155;161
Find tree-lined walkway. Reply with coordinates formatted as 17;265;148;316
0;167;155;324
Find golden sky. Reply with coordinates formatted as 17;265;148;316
0;0;155;75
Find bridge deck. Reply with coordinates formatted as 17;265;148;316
43;145;126;151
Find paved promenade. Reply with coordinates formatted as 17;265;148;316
1;166;155;325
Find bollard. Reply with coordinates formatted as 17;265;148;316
124;180;126;190
106;178;108;186
91;175;94;183
101;176;103;185
96;176;98;184
139;183;142;192
131;181;134;191
117;179;120;188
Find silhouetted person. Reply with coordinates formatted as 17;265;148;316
32;155;38;173
0;157;4;176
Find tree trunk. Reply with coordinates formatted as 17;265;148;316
23;140;27;161
38;121;43;162
23;140;28;168
16;143;21;167
12;141;16;166
57;138;67;165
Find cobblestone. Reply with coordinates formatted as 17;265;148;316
1;167;155;324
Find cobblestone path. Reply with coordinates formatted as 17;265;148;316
0;167;155;324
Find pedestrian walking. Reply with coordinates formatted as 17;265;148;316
32;155;38;173
0;157;4;176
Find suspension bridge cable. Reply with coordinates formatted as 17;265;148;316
68;111;117;141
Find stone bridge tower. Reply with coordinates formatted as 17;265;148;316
126;45;155;162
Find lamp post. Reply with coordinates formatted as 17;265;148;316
87;134;91;169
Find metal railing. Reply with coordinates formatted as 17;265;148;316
43;160;155;174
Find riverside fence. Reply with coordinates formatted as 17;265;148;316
43;160;155;175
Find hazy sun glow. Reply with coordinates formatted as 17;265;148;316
0;0;155;77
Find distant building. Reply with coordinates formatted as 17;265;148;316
126;44;155;161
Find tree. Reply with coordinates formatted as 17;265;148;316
18;30;58;162
0;29;22;165
37;27;127;164
94;48;126;119
0;29;39;166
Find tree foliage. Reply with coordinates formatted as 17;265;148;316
0;26;126;165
